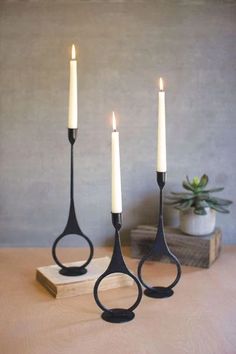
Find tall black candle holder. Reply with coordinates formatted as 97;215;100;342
52;128;94;276
93;213;142;323
137;172;181;298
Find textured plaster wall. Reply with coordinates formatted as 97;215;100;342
0;0;235;246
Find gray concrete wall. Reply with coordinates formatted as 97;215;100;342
0;0;235;246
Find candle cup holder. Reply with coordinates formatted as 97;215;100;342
93;213;142;323
137;172;181;298
52;129;94;276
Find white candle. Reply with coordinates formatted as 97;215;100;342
157;77;167;172
111;112;122;213
68;44;78;129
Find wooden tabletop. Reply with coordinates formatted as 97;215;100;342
0;246;236;354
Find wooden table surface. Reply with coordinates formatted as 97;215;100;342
0;246;236;354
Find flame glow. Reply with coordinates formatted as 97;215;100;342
159;77;164;91
112;111;116;131
71;44;76;60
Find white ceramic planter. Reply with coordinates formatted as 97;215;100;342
180;207;216;236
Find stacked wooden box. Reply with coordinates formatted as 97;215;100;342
36;257;133;298
131;225;222;268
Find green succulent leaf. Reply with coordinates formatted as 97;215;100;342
165;196;181;200
165;197;193;206
183;181;195;192
165;175;232;215
164;198;183;205
171;192;193;196
196;194;210;200
210;205;230;214
209;197;232;206
168;194;194;200
199;174;209;188
174;200;192;211
192;176;200;187
165;201;181;205
195;200;209;209
194;208;207;215
202;188;224;193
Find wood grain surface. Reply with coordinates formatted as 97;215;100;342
36;257;133;298
0;247;236;354
131;226;222;268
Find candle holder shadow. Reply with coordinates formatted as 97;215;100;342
52;129;94;276
93;213;142;323
137;172;181;298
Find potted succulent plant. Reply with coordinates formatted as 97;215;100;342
165;174;232;236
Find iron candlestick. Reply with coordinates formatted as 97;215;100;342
52;128;94;276
94;213;142;323
137;172;181;298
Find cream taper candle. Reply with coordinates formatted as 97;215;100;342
111;112;122;213
157;78;167;172
68;44;78;129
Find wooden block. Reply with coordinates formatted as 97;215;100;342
36;257;134;299
131;226;222;268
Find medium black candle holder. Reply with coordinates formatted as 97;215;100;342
52;128;94;276
137;172;181;298
93;213;142;323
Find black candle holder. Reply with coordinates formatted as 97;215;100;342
52;129;94;276
137;172;181;298
93;213;142;323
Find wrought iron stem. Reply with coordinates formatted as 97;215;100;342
93;213;142;323
51;129;94;276
137;172;181;298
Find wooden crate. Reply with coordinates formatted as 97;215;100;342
36;257;133;298
131;226;222;268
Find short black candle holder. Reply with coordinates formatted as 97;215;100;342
137;172;181;298
93;213;142;323
52;128;94;277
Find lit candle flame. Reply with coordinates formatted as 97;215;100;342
112;111;116;131
71;44;76;60
159;77;164;91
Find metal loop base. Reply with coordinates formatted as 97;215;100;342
137;172;181;298
144;286;174;298
138;250;181;297
93;213;142;323
101;309;135;323
59;266;87;277
52;229;94;277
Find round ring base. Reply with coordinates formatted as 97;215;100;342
144;286;174;298
59;266;87;277
101;309;135;323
